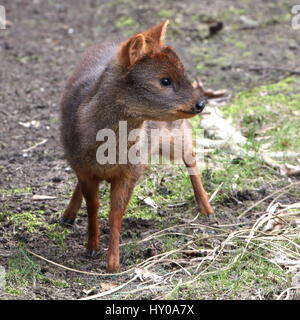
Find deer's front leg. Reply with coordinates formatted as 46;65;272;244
107;173;137;272
78;177;100;256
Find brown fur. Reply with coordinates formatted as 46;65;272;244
60;20;213;272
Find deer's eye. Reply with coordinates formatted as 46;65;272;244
160;78;172;86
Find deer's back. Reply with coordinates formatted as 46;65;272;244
60;43;117;165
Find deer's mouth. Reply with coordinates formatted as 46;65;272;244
178;110;196;115
176;110;196;118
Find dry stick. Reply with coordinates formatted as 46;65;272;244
120;222;223;249
274;203;300;215
158;252;242;300
80;275;139;300
118;182;226;249
162;230;235;279
232;232;300;265
267;195;284;212
142;230;231;273
232;64;300;76
209;182;224;202
248;66;300;75
192;226;259;275
178;182;223;224
257;288;263;300
240;213;274;259
140;241;194;270
161;278;183;300
22;139;47;153
238;181;300;219
239;200;300;259
27;250;134;277
153;259;192;276
158;225;249;297
123;284;171;299
235;232;300;259
277;286;300;300
161;218;298;298
216;221;253;228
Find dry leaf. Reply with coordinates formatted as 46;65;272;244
279;163;300;177
271;255;300;268
263;202;286;233
256;127;274;135
82;287;97;295
19;120;40;128
138;196;158;209
134;267;163;282
100;282;117;292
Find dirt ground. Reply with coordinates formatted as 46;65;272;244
0;0;299;300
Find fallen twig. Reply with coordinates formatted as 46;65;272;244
80;275;139;300
22;139;47;153
27;250;134;277
238;181;300;219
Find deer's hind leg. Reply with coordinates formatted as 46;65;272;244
61;181;83;226
159;120;213;215
181;129;213;215
184;159;213;215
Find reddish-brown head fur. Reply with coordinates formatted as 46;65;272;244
112;20;204;122
117;20;169;67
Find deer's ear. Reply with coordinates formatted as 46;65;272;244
128;33;146;65
118;33;146;67
142;20;169;45
117;20;170;67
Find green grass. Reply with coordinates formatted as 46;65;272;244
115;17;136;28
47;225;71;249
5;247;70;295
203;154;274;202
223;77;300;152
97;164;194;220
5;247;42;295
158;9;174;19
0;210;45;232
0;209;71;249
165;244;290;300
0;187;32;195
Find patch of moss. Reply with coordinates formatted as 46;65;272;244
3;210;45;233
158;9;174;19
47;225;71;249
115;17;136;28
0;187;32;195
168;244;290;299
223;77;300;151
5;248;42;294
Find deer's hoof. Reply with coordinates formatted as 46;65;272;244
86;249;99;258
60;217;75;227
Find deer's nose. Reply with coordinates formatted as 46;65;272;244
194;100;206;113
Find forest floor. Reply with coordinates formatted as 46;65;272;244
0;0;299;300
